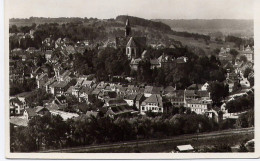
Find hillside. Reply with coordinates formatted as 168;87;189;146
154;19;253;37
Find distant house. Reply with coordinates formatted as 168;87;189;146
150;59;161;69
165;90;185;107
130;58;142;71
144;86;153;97
105;99;128;107
135;93;145;110
10;97;24;116
124;94;137;107
49;81;70;95
105;105;136;118
241;45;254;62
201;82;209;91
36;73;49;88
185;99;211;115
79;86;93;103
44;50;53;61
140;94;163;113
23;106;50;120
163;86;176;95
12;91;37;107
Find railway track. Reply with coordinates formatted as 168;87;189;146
40;127;254;153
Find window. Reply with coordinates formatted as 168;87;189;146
142;107;144;111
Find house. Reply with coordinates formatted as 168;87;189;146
124;94;137;107
144;86;153;97
130;58;142;71
140;94;163;113
57;70;72;82
184;90;211;100
44;50;53;61
126;85;140;94
241;45;254;62
135;93;145;110
23;106;50;120
86;110;99;118
36;73;49;88
30;67;44;78
79;86;93;103
201;82;209;91
163;86;176;95
105;105;136;118
185;99;211;115
12;91;37;107
165;90;185;107
26;47;36;54
10;97;24;116
105;99;128;107
49;81;70;95
150;59;161;69
44;78;56;93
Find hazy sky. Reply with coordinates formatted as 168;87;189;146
7;0;254;19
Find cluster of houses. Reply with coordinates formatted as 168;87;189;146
218;44;254;63
9;19;253;128
10;69;220;127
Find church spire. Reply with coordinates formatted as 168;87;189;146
125;17;131;37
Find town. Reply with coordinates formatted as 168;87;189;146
9;16;254;153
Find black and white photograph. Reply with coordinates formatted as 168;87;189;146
4;0;259;159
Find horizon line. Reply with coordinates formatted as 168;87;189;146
9;16;254;21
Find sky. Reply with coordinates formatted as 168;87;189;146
6;0;254;19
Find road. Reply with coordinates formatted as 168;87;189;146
39;127;254;153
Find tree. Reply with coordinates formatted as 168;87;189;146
240;55;247;63
243;67;252;79
230;49;239;58
208;81;229;105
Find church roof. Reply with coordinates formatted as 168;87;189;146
127;37;137;47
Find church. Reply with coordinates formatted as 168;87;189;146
115;18;147;60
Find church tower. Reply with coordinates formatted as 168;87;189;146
125;18;131;37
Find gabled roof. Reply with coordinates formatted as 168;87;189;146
45;103;60;111
130;58;142;65
126;37;137;47
106;105;135;116
136;93;144;101
164;86;176;93
124;94;137;100
150;59;160;65
108;99;127;106
142;94;163;107
10;97;23;105
86;111;98;118
144;86;153;93
25;108;37;117
35;106;48;113
151;87;163;94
